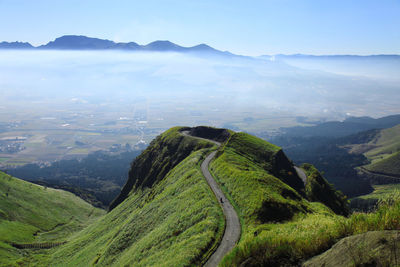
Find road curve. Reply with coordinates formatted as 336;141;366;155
202;151;241;267
181;131;241;266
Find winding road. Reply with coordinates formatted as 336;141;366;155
181;131;241;267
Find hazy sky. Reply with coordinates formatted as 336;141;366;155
1;0;399;56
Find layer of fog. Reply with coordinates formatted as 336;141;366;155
269;56;400;82
0;50;399;121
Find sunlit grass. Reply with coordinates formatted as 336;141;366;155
220;192;400;266
0;171;105;265
50;147;224;267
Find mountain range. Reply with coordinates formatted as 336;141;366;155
1;35;399;59
0;35;230;55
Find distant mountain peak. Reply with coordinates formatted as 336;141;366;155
40;35;115;50
144;40;184;51
190;43;216;51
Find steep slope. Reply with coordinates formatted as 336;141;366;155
208;132;350;266
31;126;348;266
50;127;225;266
109;127;216;210
0;171;105;266
210;132;309;224
302;163;349;215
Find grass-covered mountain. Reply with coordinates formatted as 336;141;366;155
0;171;105;266
2;126;399;266
50;126;350;266
17;126;344;266
50;127;225;266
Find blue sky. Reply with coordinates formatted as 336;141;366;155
0;0;399;55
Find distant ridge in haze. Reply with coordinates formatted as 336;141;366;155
2;36;399;58
261;54;400;60
1;35;228;55
0;41;34;49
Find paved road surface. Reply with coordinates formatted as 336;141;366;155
181;131;241;267
202;151;241;267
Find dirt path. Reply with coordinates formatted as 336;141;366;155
181;131;241;266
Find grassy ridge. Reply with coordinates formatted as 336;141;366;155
207;132;362;266
0;171;105;266
110;126;213;210
210;134;309;224
209;132;313;265
50;147;224;266
365;151;400;176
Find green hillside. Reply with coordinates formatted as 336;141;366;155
210;132;309;224
339;124;400;183
2;126;399;266
50;127;224;266
0;171;105;266
364;124;400;161
50;127;353;266
206;131;353;266
365;151;400;177
109;126;216;211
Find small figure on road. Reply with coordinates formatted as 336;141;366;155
220;197;224;204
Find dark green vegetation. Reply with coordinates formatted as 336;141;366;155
272;118;400;198
50;127;224;266
7;150;141;208
304;230;400;267
0;171;105;266
302;164;348;215
272;134;373;197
